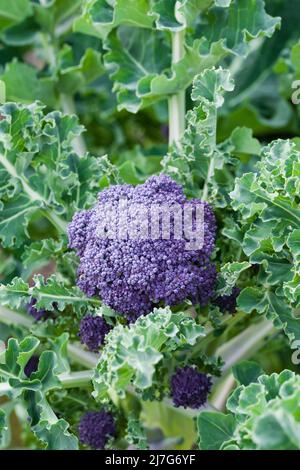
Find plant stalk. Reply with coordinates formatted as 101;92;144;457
168;30;186;147
0;382;12;395
0;370;94;397
40;32;87;156
210;372;235;410
0;306;33;328
0;307;98;368
67;343;98;369
216;317;276;373
59;370;93;389
209;318;276;409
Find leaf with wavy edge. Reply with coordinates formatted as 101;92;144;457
200;0;280;57
162;67;234;197
199;370;300;450
74;0;153;40
0;102;110;247
74;0;233;38
150;0;228;31
230;140;300;343
93;307;205;401
75;0;279;112
238;288;300;343
0;334;77;449
284;230;300;305
0;274;99;315
0;0;32;33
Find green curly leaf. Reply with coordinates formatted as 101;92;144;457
93;307;205;401
198;370;300;450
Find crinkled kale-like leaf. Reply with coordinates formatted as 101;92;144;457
229;140;300;343
0;335;78;449
0;102;108;247
198;370;300;450
0;274;99;315
93;307;205;401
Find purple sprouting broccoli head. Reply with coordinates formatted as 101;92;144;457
213;287;240;314
68;174;217;321
79;315;111;352
170;366;212;409
24;355;39;378
78;410;116;449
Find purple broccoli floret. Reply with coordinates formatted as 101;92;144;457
68;175;216;320
24;355;39;378
213;287;240;314
78;411;116;449
79;315;111;352
170;366;212;409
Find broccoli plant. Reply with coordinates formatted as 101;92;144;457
0;0;299;452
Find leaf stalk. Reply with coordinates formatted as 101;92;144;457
168;30;186;147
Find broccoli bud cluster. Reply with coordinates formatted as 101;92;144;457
78;411;115;449
170;366;212;409
213;286;240;314
79;315;111;352
68;175;216;320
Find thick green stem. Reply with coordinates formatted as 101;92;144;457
0;306;33;328
67;343;98;369
0;382;12;395
0;307;99;369
202;156;214;201
216;318;276;372
209;318;276;409
0;306;276;414
0;370;93;396
59;370;93;389
42;209;68;234
210;372;235;410
201;108;217;202
168;30;186;147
